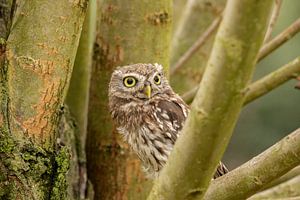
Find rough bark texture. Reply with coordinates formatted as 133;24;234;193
170;0;226;94
147;1;273;199
204;129;300;200
86;0;172;199
0;0;87;199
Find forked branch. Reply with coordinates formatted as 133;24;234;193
263;0;282;43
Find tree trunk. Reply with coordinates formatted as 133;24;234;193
66;1;97;198
0;1;87;199
86;0;172;199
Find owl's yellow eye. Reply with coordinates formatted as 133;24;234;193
123;76;137;87
154;75;161;85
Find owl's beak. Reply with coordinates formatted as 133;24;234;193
143;85;152;98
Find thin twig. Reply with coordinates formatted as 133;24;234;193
181;85;198;104
181;9;300;104
263;0;282;43
258;18;300;61
182;56;300;105
244;56;300;105
203;128;300;200
170;16;222;75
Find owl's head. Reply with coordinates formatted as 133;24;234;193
109;63;172;102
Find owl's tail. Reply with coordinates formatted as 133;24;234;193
214;161;229;179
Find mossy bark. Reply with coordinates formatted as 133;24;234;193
0;1;87;199
171;0;226;94
148;0;273;199
86;0;172;199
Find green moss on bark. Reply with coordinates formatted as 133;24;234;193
0;123;72;200
50;146;70;200
0;0;88;199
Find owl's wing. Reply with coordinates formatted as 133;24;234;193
155;96;189;143
155;96;229;178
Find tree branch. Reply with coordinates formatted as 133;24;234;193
258;18;300;61
86;1;172;199
171;16;222;75
181;85;198;104
182;56;300;105
170;0;226;94
262;165;300;191
249;175;300;200
244;56;300;105
203;128;300;200
147;1;273;199
263;0;282;43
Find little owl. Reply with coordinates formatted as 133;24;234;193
109;63;228;179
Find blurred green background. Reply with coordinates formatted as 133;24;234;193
223;1;300;169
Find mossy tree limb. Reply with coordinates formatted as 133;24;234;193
204;128;300;200
86;0;172;199
147;1;273;199
0;0;88;199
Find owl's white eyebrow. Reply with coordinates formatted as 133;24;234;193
122;73;144;79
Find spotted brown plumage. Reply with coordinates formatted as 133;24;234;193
108;63;228;178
